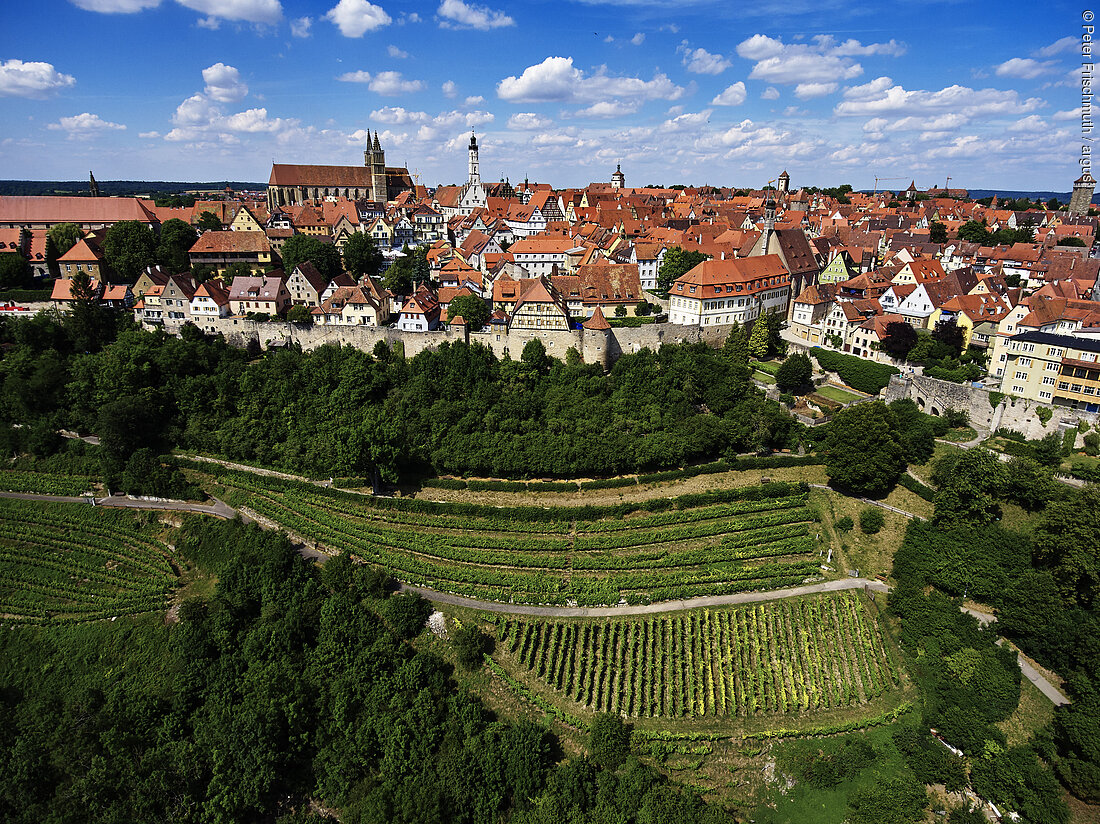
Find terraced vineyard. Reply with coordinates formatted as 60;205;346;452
0;498;177;624
196;467;822;606
497;592;900;718
0;470;98;496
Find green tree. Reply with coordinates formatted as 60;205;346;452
1057;236;1087;247
447;294;490;331
859;506;885;534
342;231;384;278
931;448;1004;529
522;337;551;373
64;270;114;352
221;262;253;286
722;322;750;364
635;300;651;316
775;353;812;393
589;713;631;771
46;222;83;268
451;624;492;670
847;775;929;824
655;246;709;294
929;221;948;243
197;210;222;231
286;305;313;324
957;220;990;244
156;218;198;273
1033;485;1100;607
103;220;157;282
824;401;907;496
747;318;769;359
382;592;432;639
280;235;342;281
0;253;32;290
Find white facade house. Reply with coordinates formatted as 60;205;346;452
667;255;791;328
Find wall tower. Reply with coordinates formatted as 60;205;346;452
1070;172;1096;215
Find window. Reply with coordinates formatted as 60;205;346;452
1087;386;1098;395
1039;391;1052;400
1014;371;1028;380
1046;362;1059;372
1073;384;1084;392
1012;385;1025;394
1019;357;1032;367
1059;381;1070;390
1043;376;1056;386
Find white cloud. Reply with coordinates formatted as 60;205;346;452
368;71;423;95
437;0;514;30
761;86;779;100
711;81;746;106
604;35;614;43
324;0;391;37
497;56;685;104
926;135;1005;159
176;0;282;24
388;44;408;58
836;79;1043;118
202;63;247;103
1033;36;1077;58
575;100;639;118
734;34;903;89
337;70;373;83
1053;107;1083;120
223;107;291;133
680;46;731;75
464;95;484;105
442;80;458;97
139;130;161;138
0;59;76;98
507;112;553;130
662;110;711;130
794;81;837;99
995;57;1057;79
1009;114;1046;132
290;16;312;36
631;32;644;46
70;0;160;11
47;112;126;135
195;15;219;28
370;106;492;129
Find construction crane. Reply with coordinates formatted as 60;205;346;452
873;175;907;197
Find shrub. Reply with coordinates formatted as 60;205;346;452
383;593;432;639
811;347;900;394
1084;433;1100;456
836;515;854;532
589;713;632;771
859;507;885;534
1036;406;1053;426
452;624;492;670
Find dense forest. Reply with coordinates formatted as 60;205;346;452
0;516;730;823
0;311;800;487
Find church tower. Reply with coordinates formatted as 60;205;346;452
369;132;387;203
468;131;480;186
1070;172;1096;215
611;163;625;190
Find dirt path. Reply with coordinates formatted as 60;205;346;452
398;578;889;618
808;484;922;520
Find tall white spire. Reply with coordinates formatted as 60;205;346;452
468;130;480;186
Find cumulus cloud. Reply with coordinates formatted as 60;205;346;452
290;16;311;36
464;95;484;105
1053;107;1083;120
442;80;458;97
70;0;159;11
325;0;391;37
47;112;126;135
177;0;282;24
202;63;247;103
794;82;837;99
195;14;219;27
138;130;161;138
388;44;408;58
370;106;492;129
437;0;514;30
761;86;779;100
836;77;1044;118
574;100;640;118
497;56;685;104
0;59;76;98
711;81;746;106
338;70;422;94
680;46;731;75
1009;114;1046;132
995;57;1057;79
631;32;644;46
1033;36;1077;58
734;34;902;89
507;112;553;130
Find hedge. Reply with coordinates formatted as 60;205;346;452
580;477;639;491
897;473;935;502
422;478;468;490
811;347;899;394
0;288;52;303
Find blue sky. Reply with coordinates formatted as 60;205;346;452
0;0;1092;191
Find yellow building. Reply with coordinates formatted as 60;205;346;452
1000;331;1100;412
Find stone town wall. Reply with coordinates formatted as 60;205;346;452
192;317;732;370
885;373;1096;443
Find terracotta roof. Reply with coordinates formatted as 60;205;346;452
582;305;611;330
191;232;272;254
0;196;156;225
57;238;103;263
